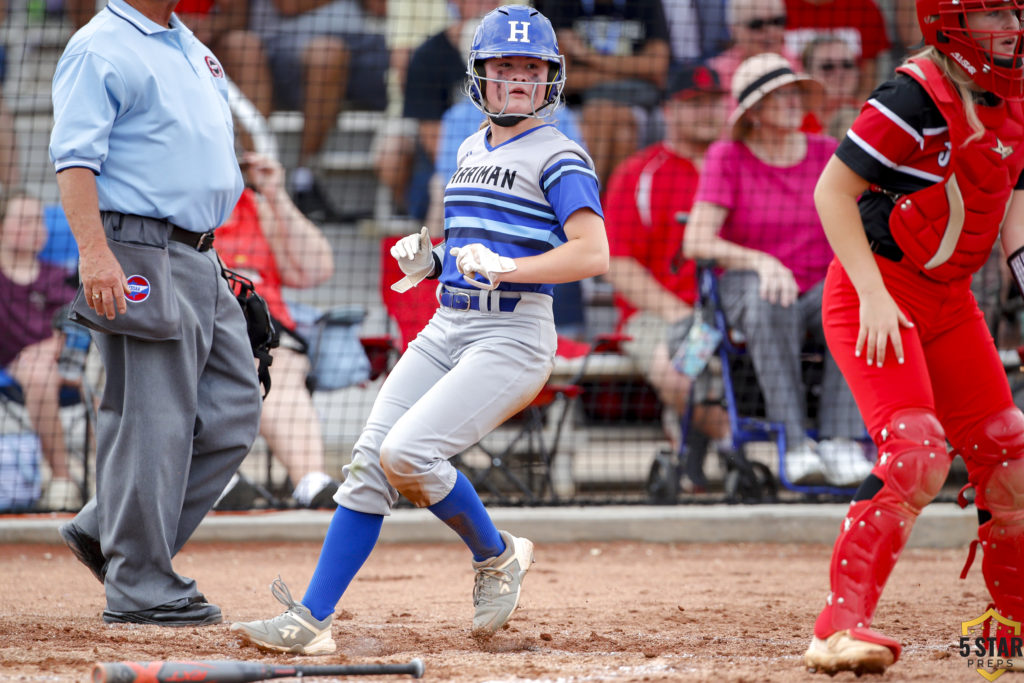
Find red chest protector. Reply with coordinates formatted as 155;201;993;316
889;58;1024;281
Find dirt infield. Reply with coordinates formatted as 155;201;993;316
0;538;1003;682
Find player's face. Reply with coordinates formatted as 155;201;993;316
806;41;859;100
753;83;805;132
483;56;549;115
965;8;1022;60
0;197;46;255
668;93;728;144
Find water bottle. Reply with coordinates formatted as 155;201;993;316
57;323;91;383
671;311;722;379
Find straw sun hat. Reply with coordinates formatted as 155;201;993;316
727;52;824;139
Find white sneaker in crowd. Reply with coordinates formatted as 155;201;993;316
817;438;875;487
783;443;827;485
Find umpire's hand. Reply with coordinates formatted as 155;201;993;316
80;240;130;320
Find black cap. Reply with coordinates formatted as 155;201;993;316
667;63;725;101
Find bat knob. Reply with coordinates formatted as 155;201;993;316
410;659;425;679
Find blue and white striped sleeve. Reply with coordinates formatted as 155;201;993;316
540;153;603;226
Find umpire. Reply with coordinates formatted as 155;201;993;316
49;0;261;625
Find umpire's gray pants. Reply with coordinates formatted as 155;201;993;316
718;271;862;448
337;296;556;515
72;235;261;612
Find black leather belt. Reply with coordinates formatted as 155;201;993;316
440;289;520;312
868;239;903;263
170;226;215;252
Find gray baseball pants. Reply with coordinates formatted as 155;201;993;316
336;289;557;514
71;219;261;612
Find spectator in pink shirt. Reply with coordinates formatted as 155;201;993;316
683;53;871;489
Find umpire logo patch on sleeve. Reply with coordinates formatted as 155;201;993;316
205;56;224;78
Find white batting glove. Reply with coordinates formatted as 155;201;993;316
449;244;516;291
390;226;435;293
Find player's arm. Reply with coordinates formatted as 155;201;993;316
814;155;912;366
501;207;609;284
606;256;691;323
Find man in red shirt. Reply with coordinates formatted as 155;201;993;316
603;63;729;490
783;0;892;101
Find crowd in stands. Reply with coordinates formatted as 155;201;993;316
7;0;1012;508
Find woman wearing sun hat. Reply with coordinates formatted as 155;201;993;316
683;52;871;490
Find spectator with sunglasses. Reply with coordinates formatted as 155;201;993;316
802;34;860;138
710;0;801;92
782;0;891;102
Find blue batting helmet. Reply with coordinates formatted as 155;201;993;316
466;4;566;119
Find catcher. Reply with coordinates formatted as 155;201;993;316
805;0;1024;674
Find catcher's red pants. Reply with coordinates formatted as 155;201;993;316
822;255;1013;449
815;255;1022;639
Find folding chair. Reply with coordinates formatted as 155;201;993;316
377;236;584;504
649;261;865;503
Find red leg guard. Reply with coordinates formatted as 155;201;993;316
814;409;950;640
963;407;1024;631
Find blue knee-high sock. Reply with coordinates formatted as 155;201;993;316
428;471;505;562
302;506;383;621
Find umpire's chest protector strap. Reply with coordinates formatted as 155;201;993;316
888;58;1024;282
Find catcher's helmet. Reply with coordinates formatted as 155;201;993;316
466;4;566;121
916;0;1024;100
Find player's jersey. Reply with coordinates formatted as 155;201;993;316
440;124;603;296
837;74;1024;255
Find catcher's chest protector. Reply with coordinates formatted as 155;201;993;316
889;58;1024;282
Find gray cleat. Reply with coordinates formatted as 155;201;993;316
229;577;335;655
471;530;535;635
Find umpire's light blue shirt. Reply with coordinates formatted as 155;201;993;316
49;0;243;232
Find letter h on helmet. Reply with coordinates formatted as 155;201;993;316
917;0;1024;100
466;4;567;120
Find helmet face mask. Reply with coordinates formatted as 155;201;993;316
466;4;566;122
917;0;1024;99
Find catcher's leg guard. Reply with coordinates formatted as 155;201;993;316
962;407;1024;657
812;409;950;658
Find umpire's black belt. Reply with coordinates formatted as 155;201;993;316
440;287;521;312
102;211;215;252
170;226;215;251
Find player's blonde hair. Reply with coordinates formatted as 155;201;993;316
906;46;985;146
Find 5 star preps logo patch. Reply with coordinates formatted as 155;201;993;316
959;608;1023;681
205;55;224;78
125;275;151;303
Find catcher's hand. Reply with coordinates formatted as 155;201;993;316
449;244;516;291
390;226;434;293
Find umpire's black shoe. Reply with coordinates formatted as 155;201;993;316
103;595;223;627
59;521;106;583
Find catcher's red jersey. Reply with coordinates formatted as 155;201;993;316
837;69;1024;265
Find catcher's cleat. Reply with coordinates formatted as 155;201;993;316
804;628;901;675
230;577;335;655
471;530;534;635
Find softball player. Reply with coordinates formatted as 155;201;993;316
231;5;608;654
804;0;1024;674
